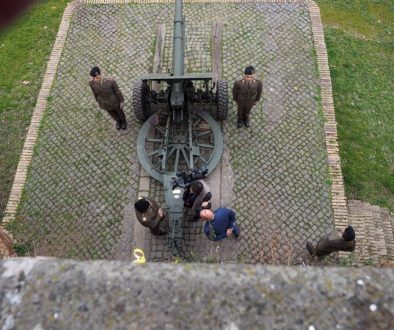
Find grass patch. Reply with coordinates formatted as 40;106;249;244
316;0;393;40
0;0;68;221
316;1;394;211
13;243;31;256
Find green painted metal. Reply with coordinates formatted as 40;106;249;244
172;0;184;77
162;173;185;254
137;111;223;183
134;0;227;255
138;73;213;81
169;0;185;117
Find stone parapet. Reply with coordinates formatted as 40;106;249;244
1;258;393;329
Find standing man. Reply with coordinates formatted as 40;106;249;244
89;66;127;130
306;226;356;257
134;197;169;236
200;208;240;241
232;65;263;128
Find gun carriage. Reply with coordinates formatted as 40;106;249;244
133;0;228;254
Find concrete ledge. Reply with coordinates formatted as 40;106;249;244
1;258;393;329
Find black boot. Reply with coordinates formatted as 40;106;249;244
121;119;127;130
116;120;122;130
306;242;316;256
237;119;243;128
244;118;250;127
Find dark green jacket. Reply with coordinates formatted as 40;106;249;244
316;238;356;257
232;78;263;104
135;197;162;230
89;77;124;110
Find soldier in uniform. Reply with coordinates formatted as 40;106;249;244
134;197;169;236
306;225;356;257
89;66;127;130
232;66;263;128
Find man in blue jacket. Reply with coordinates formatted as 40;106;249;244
200;208;240;241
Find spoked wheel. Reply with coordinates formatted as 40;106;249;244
215;79;228;121
132;80;150;122
137;111;223;183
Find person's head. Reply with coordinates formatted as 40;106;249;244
342;225;355;241
190;180;203;195
243;66;255;80
90;66;101;81
200;209;214;221
134;198;150;213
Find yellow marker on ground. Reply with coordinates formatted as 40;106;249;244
132;248;146;264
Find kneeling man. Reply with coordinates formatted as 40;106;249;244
200;208;240;241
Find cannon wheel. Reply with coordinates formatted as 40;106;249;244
137;111;224;183
216;79;228;121
132;80;149;122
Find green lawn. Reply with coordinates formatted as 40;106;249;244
0;0;68;219
316;0;393;211
0;0;393;222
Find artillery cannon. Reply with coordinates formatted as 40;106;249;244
133;0;228;254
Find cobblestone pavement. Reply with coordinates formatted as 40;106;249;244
7;2;335;263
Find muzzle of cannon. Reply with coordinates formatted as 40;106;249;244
133;0;228;255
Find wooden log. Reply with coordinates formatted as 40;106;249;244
212;20;224;92
152;24;166;93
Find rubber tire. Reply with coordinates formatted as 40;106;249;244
132;80;149;122
216;79;228;121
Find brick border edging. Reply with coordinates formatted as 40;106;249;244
305;0;349;232
2;0;348;244
1;2;79;231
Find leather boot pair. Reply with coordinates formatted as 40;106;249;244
237;118;251;128
116;119;127;130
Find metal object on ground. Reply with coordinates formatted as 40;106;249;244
134;0;227;254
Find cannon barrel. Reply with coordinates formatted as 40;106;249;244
172;0;184;76
170;0;185;121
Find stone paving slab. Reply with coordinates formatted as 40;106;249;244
5;1;337;263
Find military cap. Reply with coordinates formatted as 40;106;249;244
244;66;255;75
90;66;101;77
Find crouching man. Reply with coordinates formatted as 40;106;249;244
200;208;240;241
183;180;212;221
307;225;356;257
